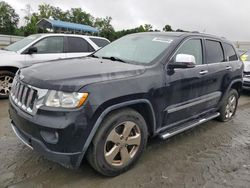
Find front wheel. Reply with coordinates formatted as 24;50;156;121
218;89;239;122
0;71;15;99
87;108;148;176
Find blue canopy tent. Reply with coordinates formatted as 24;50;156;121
37;18;99;34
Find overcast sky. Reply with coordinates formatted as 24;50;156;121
6;0;250;41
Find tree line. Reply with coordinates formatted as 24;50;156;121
0;1;186;41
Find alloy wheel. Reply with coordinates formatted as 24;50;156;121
0;75;13;96
225;95;236;119
104;121;141;167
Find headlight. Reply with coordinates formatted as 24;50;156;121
45;90;88;108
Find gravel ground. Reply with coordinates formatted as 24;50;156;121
0;93;250;188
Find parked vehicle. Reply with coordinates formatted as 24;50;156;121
239;50;250;90
9;32;243;176
0;34;110;98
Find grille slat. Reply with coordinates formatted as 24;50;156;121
11;79;17;96
21;87;28;109
14;82;20;100
17;85;24;106
10;79;37;115
26;89;34;109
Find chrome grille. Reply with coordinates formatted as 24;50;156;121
10;78;37;114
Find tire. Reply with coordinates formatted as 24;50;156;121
87;108;148;176
0;71;15;99
218;89;239;122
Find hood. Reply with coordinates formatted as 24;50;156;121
20;57;146;92
0;50;23;67
0;50;19;57
0;49;17;55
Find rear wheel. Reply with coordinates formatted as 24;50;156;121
87;108;148;176
0;71;15;99
218;89;238;122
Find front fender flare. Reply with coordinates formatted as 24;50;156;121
75;99;156;167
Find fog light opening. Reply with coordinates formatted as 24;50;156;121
40;130;59;144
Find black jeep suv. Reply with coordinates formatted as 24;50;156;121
9;32;243;176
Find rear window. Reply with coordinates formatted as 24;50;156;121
90;38;110;47
67;37;94;53
205;40;224;64
224;43;238;61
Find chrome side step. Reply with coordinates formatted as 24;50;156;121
160;113;220;140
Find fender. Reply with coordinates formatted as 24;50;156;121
218;78;242;107
0;66;19;73
225;78;242;95
75;99;156;167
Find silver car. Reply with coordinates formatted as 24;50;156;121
0;34;110;98
241;51;250;90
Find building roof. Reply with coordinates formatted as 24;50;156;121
37;18;99;33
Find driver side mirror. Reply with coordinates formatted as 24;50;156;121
26;46;38;55
168;54;196;69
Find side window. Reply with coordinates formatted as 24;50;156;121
33;37;64;54
67;37;94;53
205;40;224;64
89;37;110;47
224;43;238;61
175;39;203;65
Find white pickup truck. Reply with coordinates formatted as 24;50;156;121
0;33;110;98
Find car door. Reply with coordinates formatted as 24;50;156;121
24;36;66;65
204;39;234;109
65;37;95;58
162;38;211;127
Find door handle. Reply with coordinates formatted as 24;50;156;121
226;66;232;70
199;70;208;75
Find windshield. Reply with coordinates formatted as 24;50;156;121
94;35;175;64
5;34;42;52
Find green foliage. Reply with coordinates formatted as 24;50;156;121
70;8;94;26
0;1;19;35
163;25;173;32
176;29;185;32
0;1;187;40
38;4;53;19
23;14;39;36
51;7;70;21
94;17;116;40
113;24;154;40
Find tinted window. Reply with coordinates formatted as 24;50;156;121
224;43;238;61
90;38;110;47
33;37;64;54
67;37;94;53
175;39;203;65
205;40;224;64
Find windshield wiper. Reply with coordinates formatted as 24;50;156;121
89;54;99;58
102;56;127;63
1;48;9;51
